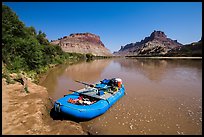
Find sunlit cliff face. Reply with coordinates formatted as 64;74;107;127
114;30;182;56
50;33;112;56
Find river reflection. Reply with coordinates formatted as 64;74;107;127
40;58;202;135
40;59;112;100
114;58;202;82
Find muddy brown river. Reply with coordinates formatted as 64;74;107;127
40;58;202;135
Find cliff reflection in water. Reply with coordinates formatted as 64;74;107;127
113;58;202;82
63;59;112;82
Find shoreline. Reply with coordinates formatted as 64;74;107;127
125;56;202;59
2;76;88;135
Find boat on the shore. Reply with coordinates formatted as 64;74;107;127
54;78;125;120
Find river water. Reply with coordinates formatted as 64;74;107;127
40;58;202;135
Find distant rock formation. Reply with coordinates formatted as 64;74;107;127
50;33;112;56
114;30;183;56
166;37;202;57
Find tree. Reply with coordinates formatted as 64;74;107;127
25;26;37;36
2;4;26;44
36;30;49;45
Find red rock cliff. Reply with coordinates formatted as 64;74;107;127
50;33;112;56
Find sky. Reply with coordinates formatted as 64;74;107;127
3;2;202;53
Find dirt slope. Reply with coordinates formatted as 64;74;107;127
2;77;88;135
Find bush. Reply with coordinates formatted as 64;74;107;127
10;56;26;72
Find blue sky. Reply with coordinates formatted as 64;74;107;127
3;2;202;53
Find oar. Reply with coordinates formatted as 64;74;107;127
68;89;93;94
69;89;111;104
74;79;116;95
74;80;112;90
75;80;95;87
69;87;114;96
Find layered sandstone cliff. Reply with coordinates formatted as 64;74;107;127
50;33;112;56
114;30;183;56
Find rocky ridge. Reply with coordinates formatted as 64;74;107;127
114;30;183;56
50;33;112;56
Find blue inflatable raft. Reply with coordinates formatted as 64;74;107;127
54;78;125;120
